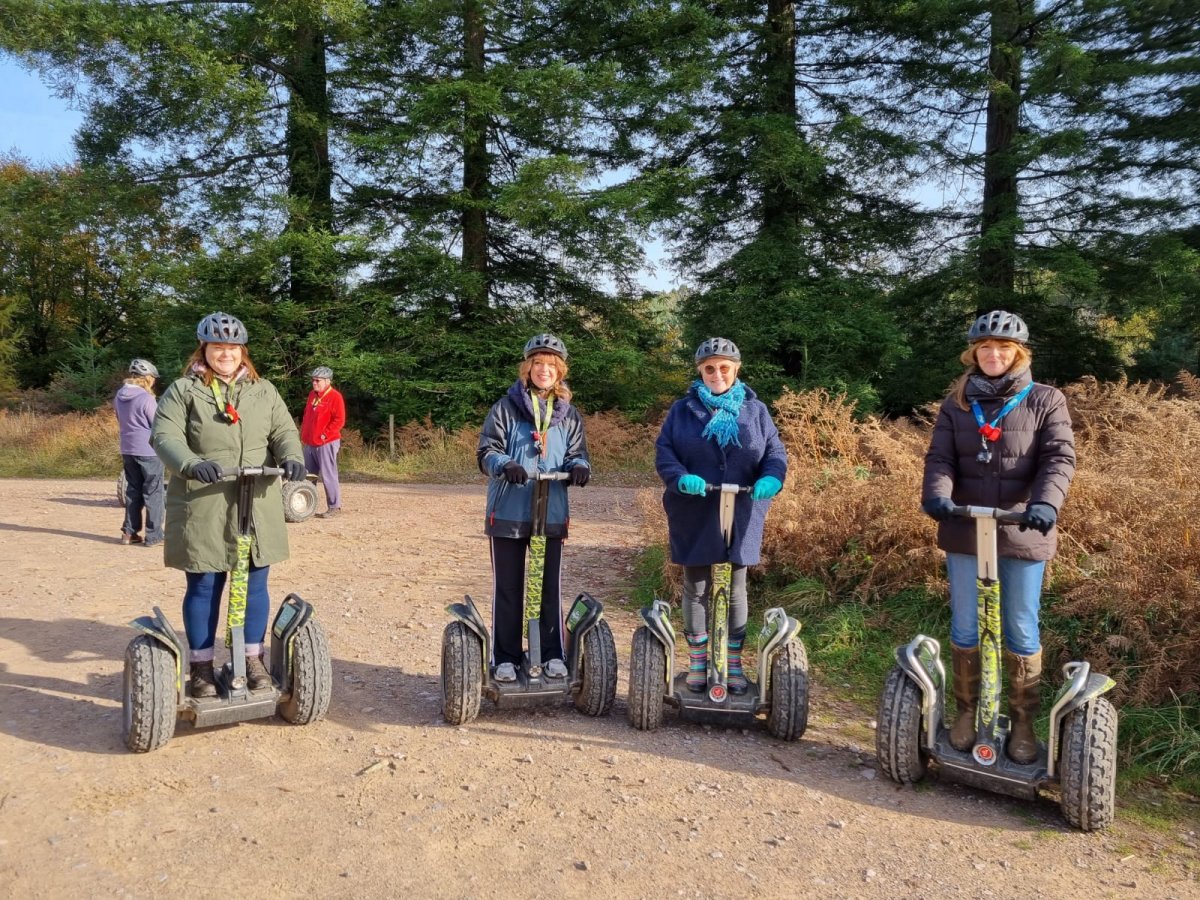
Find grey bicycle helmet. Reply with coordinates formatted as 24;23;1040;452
310;366;334;380
523;333;568;360
128;358;159;378
968;310;1028;345
694;337;741;364
196;311;249;345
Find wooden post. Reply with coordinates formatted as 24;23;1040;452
389;414;395;459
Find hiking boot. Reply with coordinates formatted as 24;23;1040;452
119;533;143;545
190;660;218;699
949;645;981;751
245;654;273;692
685;632;708;693
1005;649;1043;764
545;658;568;679
494;662;517;683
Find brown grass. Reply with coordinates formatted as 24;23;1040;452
641;379;1200;706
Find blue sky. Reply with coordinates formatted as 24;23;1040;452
0;57;83;165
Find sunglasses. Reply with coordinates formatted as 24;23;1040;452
701;363;736;375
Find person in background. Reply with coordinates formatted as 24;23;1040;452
921;310;1076;763
113;358;165;547
654;338;788;694
151;312;306;698
301;365;346;518
476;334;591;683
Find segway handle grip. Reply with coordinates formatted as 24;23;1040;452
704;483;752;494
951;504;1027;525
535;471;571;482
220;465;285;480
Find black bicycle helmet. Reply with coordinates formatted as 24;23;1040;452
196;311;249;345
523;333;568;360
310;366;334;380
128;358;159;378
968;310;1029;345
694;337;741;364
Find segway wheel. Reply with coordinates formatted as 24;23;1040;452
277;617;332;724
122;635;177;753
766;638;809;742
1059;696;1118;831
627;626;666;731
574;619;618;717
282;480;319;523
116;470;128;507
441;621;483;725
876;665;927;784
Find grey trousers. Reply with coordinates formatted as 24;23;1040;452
681;564;748;635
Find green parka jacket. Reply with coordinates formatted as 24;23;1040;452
151;372;304;573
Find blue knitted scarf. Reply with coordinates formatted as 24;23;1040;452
695;379;745;448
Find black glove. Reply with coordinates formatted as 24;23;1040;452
568;466;590;487
502;460;529;485
921;496;955;522
190;460;223;484
1021;502;1058;535
283;459;306;482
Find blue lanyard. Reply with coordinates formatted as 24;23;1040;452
971;383;1033;435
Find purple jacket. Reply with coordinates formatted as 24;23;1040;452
922;369;1076;561
113;383;157;456
655;384;788;566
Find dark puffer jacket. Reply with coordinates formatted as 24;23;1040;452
922;368;1076;560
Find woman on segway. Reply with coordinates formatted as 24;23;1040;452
150;312;307;698
655;338;788;695
921;310;1076;764
476;333;591;684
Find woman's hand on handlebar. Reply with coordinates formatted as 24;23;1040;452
189;460;223;484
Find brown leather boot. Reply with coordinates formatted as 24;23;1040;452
949;646;980;751
1005;650;1042;764
245;654;274;692
190;660;218;698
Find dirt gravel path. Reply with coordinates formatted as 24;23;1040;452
0;478;1196;898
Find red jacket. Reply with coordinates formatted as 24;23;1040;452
300;387;346;446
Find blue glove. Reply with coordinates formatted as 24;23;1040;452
283;460;306;482
678;474;707;496
921;496;955;522
189;460;223;484
1021;502;1057;535
751;476;782;501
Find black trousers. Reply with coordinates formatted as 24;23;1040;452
489;535;564;667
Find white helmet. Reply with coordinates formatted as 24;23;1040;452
128;358;159;378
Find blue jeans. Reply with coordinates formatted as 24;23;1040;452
182;565;270;654
946;553;1045;656
121;454;164;543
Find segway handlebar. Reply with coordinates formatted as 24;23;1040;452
491;469;572;481
217;465;286;481
950;504;1028;525
704;483;753;494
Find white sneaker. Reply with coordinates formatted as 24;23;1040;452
494;662;517;683
545;658;568;678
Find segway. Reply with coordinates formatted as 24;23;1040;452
627;482;809;741
441;470;618;725
122;465;333;752
876;505;1118;830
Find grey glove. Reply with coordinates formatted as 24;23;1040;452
190;460;223;484
1021;503;1058;535
283;460;306;482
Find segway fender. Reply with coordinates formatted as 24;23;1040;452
269;593;314;688
756;607;800;701
448;596;491;682
894;634;947;749
564;591;604;678
1046;661;1116;778
129;607;184;698
638;598;675;687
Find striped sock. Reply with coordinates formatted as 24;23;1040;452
685;632;708;692
728;631;747;694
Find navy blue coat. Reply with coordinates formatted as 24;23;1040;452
655;384;788;566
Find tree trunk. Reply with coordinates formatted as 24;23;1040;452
286;19;333;310
461;0;489;320
980;0;1022;304
762;0;799;232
